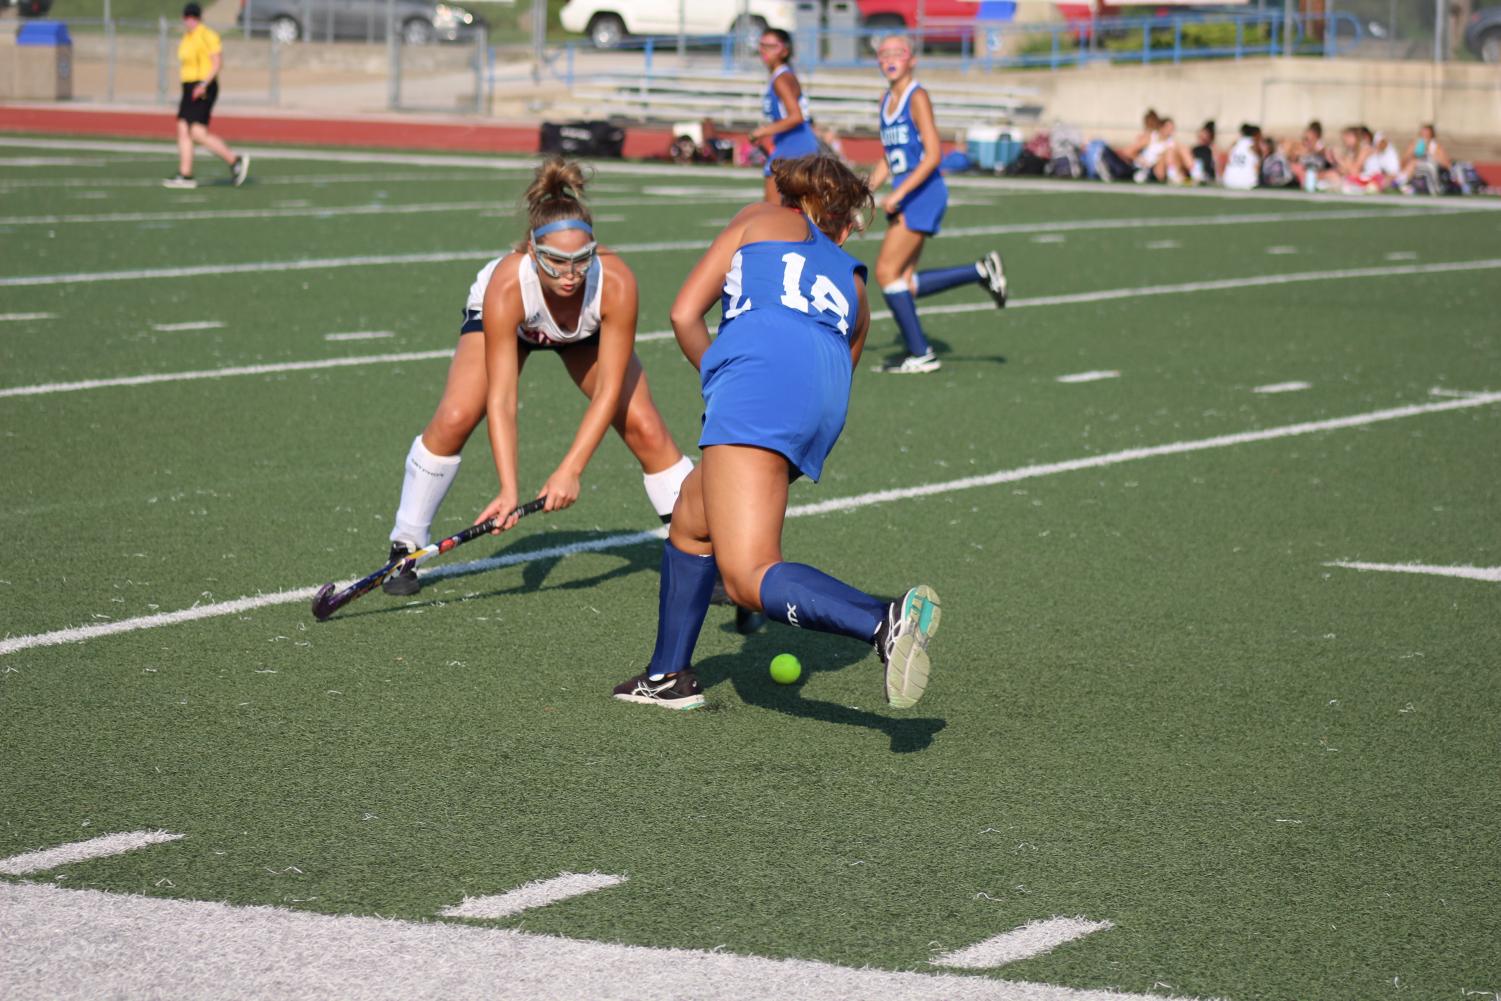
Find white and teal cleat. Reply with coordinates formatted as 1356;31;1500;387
876;585;941;709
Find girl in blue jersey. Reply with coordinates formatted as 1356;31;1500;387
868;33;1008;374
613;155;942;711
748;28;822;204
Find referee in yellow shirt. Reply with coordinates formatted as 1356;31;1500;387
164;2;249;189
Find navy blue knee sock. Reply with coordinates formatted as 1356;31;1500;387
759;562;886;642
646;541;718;678
880;285;930;356
915;262;983;299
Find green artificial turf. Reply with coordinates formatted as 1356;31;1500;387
1;140;1499;1000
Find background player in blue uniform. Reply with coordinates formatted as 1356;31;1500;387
613;155;942;712
748;28;821;204
867;33;1008;374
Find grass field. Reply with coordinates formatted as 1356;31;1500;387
1;136;1499;1001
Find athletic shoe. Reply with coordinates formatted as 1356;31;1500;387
877;352;941;374
381;542;421;597
981;251;1008;308
735;607;766;634
612;669;706;710
162;174;197;189
874;584;941;709
231;155;251;187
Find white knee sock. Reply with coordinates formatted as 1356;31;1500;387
642;454;694;520
390;435;462;548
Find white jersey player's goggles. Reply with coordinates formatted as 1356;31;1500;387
530;219;597;279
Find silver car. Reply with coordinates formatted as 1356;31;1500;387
236;0;490;45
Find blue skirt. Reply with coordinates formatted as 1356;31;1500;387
699;316;852;482
764;123;822;176
890;173;948;235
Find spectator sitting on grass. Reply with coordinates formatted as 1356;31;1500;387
1221;123;1261;191
1399;123;1453;194
1287;120;1332;191
1318;126;1364;191
1187;119;1220;185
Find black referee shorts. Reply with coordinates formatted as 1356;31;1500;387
177;80;219;126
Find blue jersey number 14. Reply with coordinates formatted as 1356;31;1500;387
779;251;851;336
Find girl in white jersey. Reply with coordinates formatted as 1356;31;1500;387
380;158;692;595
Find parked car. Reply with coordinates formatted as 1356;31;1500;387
10;0;55;17
237;0;489;44
1464;4;1501;63
559;0;795;49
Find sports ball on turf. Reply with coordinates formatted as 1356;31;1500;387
770;653;802;684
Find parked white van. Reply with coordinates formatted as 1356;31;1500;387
560;0;795;49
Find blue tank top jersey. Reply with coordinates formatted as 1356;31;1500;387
763;65;818;154
719;216;867;343
879;81;927;179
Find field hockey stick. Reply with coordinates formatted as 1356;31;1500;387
311;497;547;622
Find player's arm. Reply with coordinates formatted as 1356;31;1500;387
194;48;221;98
867;156;891;193
476;261;526;532
887;89;942;208
847;274;871;368
750;75;807;141
670;206;757;370
541;258;638;513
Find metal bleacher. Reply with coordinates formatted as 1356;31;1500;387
553;68;1043;137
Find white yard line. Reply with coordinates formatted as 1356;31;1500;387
3;392;1498;657
5;214;1491;287
0;831;184;876
0;881;1192;1001
152;320;223;332
0;195;771;227
439;873;627;920
6;259;1501;399
1252;382;1311;394
934;916;1115;969
0;350;454;399
0;312;55;322
323;331;394;342
1325;561;1501;582
1056;370;1120;383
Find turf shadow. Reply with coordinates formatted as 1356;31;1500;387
694;625;947;754
321;529;661;621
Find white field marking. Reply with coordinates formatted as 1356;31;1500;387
439;872;627;920
1325;561;1501;583
1429;386;1489;398
4;392;1499;656
1145;239;1181;249
1252;381;1311;394
0;349;454;400
1056;370;1120;384
934;916;1115;969
0;882;1192;1001
1031;233;1068;243
0;312;55;322
0;195;761;227
1385;250;1419;261
151;320;223;332
0;156;113;167
13;134;1497;215
0;172;500;190
323;330;394;342
1265;245;1299;255
8;258;1501;400
0;831;184;876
